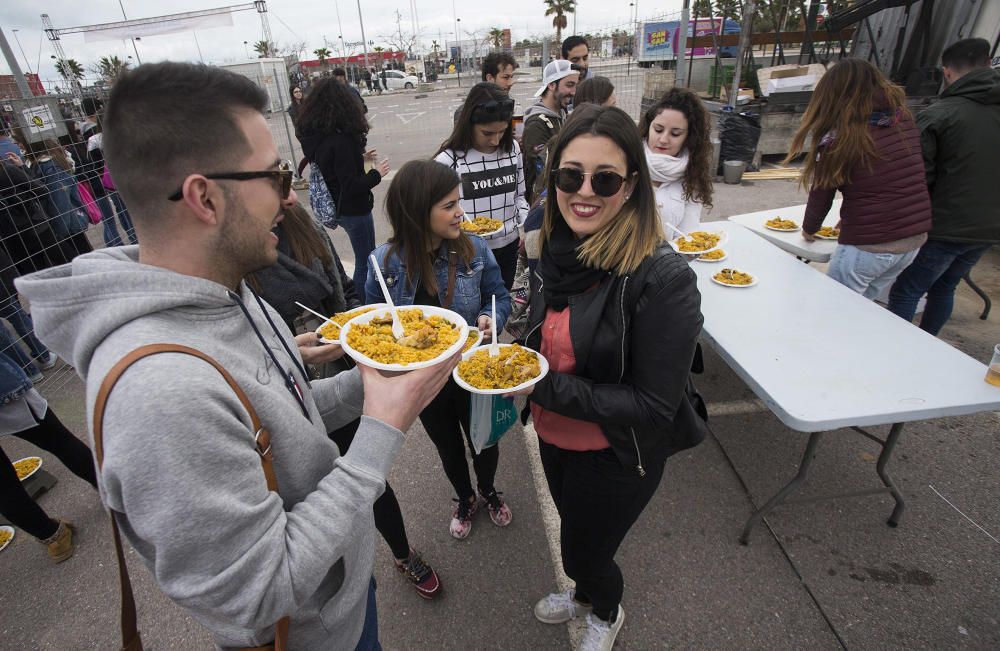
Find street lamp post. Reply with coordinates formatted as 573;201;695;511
455;17;462;87
11;30;32;75
357;0;371;72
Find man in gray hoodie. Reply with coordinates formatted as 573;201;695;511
16;62;456;650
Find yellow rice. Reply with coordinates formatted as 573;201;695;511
345;308;461;365
460;216;503;235
14;457;40;480
457;344;542;390
318;306;378;341
0;528;11;549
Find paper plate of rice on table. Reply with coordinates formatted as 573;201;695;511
764;217;800;232
696;248;727;262
668;225;728;255
453;343;549;395
315;305;386;344
0;526;14;553
460;216;504;237
14;456;42;482
711;268;758;288
340;306;469;371
814;226;840;240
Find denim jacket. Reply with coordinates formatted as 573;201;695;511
0;350;32;405
366;236;512;332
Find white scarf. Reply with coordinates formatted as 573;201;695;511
644;144;688;185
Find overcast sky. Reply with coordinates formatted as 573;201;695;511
2;0;688;81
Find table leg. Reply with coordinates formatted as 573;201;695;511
962;272;991;320
877;422;906;527
739;431;823;545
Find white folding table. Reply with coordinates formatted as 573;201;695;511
726;201;840;263
690;223;1000;543
727;202;992;318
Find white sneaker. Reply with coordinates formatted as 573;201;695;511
39;352;57;370
577;606;625;651
28;369;44;383
533;589;592;624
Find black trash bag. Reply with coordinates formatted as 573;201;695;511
717;111;762;174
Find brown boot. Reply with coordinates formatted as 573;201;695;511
40;520;75;563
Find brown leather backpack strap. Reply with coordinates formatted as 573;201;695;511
94;343;288;651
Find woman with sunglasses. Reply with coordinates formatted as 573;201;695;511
297;77;389;291
434;82;528;290
639;88;714;235
512;105;707;650
368;160;513;541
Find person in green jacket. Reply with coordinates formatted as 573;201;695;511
889;38;1000;335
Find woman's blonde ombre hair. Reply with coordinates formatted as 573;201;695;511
540;104;664;276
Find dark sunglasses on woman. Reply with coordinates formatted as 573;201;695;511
552;168;627;198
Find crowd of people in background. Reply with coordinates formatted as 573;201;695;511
1;31;997;651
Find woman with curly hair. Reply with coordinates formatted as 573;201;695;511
296;77;389;290
639;88;714;234
785;58;931;299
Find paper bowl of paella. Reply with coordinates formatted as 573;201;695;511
14;456;42;482
668;225;728;256
460;216;504;238
339;305;469;371
315;304;387;344
453;343;549;396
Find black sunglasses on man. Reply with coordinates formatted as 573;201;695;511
167;160;294;201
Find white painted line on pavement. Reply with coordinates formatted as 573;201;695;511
707;399;768;417
928;485;1000;545
521;422;586;647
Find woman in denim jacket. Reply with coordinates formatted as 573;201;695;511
367;160;513;540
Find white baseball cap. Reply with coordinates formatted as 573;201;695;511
534;59;580;97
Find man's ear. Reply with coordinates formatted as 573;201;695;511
180;175;223;227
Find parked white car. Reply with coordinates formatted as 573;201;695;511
381;69;419;90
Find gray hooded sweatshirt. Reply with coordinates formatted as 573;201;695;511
16;246;402;650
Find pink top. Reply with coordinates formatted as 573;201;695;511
531;307;611;451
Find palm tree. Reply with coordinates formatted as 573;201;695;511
96;55;130;83
253;40;276;58
313;47;332;71
431;39;441;60
372;46;385;68
488;27;505;51
55;58;85;82
544;0;577;45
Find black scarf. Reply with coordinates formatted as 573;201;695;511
539;216;608;310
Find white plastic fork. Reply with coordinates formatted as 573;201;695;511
368;254;405;340
489;294;499;357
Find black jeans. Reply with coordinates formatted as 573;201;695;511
0;407;97;540
538;439;665;622
419;378;499;502
329;419;411;560
491;238;520;291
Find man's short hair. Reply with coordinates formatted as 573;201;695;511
103;62;268;222
561;35;589;60
332;67;347;77
481;52;518;81
941;38;990;71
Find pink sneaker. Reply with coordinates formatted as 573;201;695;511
480;488;512;527
449;496;479;539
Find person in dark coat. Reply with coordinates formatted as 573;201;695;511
295;77;390;290
889;38;1000;334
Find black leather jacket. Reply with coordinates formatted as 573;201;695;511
522;243;707;476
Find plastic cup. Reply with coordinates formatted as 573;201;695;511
985;344;1000;387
